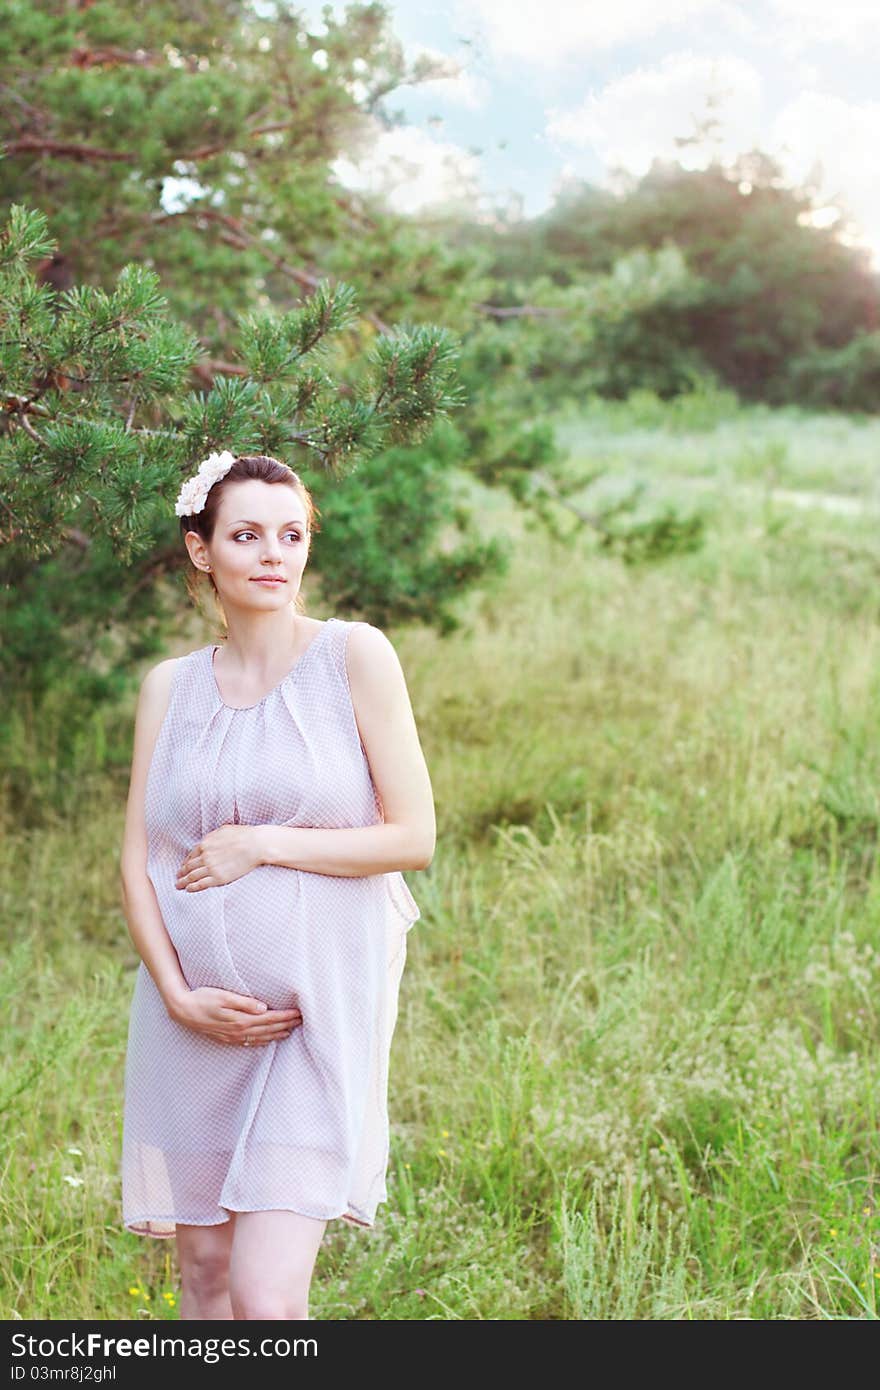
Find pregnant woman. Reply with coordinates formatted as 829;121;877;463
118;450;435;1320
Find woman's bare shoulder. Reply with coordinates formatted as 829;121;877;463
140;654;180;695
344;623;408;705
345;621;399;664
345;619;392;644
137;654;185;729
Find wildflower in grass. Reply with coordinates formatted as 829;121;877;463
162;1292;176;1306
128;1286;140;1296
67;1147;82;1156
62;1175;83;1187
829;1228;838;1238
414;1288;427;1298
438;1148;447;1157
404;1162;411;1168
442;1129;450;1138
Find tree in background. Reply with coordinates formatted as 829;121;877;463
0;0;480;337
467;152;880;407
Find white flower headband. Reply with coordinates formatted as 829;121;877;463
174;450;237;518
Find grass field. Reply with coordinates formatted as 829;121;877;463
2;391;879;1319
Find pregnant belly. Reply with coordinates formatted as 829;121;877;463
220;865;306;1010
155;860;384;1025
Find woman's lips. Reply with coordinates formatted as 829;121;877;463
251;577;286;584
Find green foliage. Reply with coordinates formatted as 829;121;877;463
0;0;481;347
472;156;880;408
597;501;707;565
450;246;720;415
314;417;509;632
783;330;880;413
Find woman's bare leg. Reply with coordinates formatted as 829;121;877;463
175;1217;236;1320
229;1209;328;1320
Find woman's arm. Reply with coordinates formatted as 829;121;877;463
119;659;192;1015
253;623;436;877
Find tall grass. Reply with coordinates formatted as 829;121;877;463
1;396;878;1319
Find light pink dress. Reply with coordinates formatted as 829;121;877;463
121;617;421;1237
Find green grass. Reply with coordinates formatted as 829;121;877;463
554;386;880;498
2;393;879;1319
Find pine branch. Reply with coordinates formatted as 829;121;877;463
3;137;134;163
190;359;247;386
69;47;161;70
16;412;44;444
530;469;616;536
474;303;568;319
152;206;393;335
186;121;299;162
151;207;318;292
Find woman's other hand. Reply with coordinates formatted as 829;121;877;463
168;986;302;1047
176;824;262;891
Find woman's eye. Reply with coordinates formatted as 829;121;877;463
233;531;302;541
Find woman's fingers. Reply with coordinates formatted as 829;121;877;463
216;1005;301;1025
245;1021;298;1040
209;1016;304;1046
249;1017;304;1041
220;991;300;1016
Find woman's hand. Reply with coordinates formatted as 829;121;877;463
168;986;302;1048
176;823;262;891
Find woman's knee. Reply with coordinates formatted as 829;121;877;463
176;1221;234;1296
229;1290;309;1320
228;1209;325;1319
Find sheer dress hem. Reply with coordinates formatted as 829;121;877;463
125;1203;375;1240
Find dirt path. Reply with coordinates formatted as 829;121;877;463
667;475;880;517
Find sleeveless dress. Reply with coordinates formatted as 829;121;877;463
121;617;421;1237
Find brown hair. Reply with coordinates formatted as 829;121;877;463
178;454;320;625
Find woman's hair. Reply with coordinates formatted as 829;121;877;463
178;454;320;623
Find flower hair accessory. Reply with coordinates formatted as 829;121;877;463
174;450;237;517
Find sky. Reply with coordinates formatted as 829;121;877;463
282;0;880;266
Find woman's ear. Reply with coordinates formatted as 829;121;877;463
183;531;210;571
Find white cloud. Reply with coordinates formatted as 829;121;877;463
452;0;742;66
546;52;765;173
331;122;483;215
768;0;880;49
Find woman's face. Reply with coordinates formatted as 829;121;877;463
189;479;310;611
